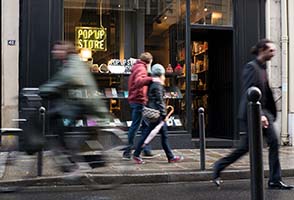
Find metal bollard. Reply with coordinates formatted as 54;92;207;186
198;107;206;170
37;106;46;176
247;87;264;200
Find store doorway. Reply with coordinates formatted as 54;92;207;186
191;26;233;140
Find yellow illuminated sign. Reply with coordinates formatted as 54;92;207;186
75;26;107;51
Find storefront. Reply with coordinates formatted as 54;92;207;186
19;0;266;147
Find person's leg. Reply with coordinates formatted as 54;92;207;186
160;123;174;160
213;120;249;179
133;121;155;163
213;133;249;179
123;104;143;158
264;123;281;183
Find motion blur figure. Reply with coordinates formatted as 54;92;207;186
40;41;108;173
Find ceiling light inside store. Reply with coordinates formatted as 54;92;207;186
163;16;168;20
80;48;92;61
212;12;222;19
204;7;208;12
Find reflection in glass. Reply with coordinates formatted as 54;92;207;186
190;0;233;26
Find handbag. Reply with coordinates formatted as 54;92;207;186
142;106;160;122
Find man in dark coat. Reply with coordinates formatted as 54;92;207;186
212;39;293;190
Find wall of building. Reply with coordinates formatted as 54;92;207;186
266;0;281;118
1;0;19;128
288;0;294;145
267;0;294;146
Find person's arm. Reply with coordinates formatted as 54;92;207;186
244;63;268;128
133;66;153;88
151;84;166;117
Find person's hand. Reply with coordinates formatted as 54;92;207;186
261;115;269;128
152;77;161;83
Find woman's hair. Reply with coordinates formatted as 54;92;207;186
53;40;77;54
139;52;153;64
250;38;273;55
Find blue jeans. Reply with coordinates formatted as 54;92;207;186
124;103;151;154
134;119;174;160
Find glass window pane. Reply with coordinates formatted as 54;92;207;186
190;0;233;26
63;0;188;131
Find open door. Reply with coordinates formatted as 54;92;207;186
191;26;233;140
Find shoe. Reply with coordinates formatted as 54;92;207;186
268;181;294;190
133;156;145;164
211;177;223;188
122;151;131;160
168;155;184;163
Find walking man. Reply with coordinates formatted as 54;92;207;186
122;52;158;159
212;39;293;190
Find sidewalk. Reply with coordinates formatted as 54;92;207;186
1;147;294;187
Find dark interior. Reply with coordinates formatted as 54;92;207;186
191;27;233;139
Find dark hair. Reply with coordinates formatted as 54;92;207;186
250;38;274;55
53;40;77;54
139;52;153;64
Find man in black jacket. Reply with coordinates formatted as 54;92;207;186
212;39;293;190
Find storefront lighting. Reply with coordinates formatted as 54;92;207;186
204;7;208;12
212;12;222;19
163;16;168;20
80;48;92;61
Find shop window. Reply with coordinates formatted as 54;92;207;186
190;0;233;26
63;0;188;132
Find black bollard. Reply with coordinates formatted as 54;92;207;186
37;106;46;176
198;107;206;170
247;87;264;200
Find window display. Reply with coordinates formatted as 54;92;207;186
64;0;187;132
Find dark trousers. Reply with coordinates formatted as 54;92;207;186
124;103;151;154
133;120;174;160
214;120;281;183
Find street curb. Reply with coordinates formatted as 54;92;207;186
1;168;294;187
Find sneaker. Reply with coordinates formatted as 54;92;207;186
133;156;145;164
122;151;131;160
168;155;184;163
211;177;223;188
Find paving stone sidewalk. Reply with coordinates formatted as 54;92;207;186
1;147;294;186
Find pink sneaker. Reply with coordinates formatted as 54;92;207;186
133;156;145;164
168;155;184;163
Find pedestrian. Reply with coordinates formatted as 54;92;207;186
132;64;183;164
122;52;159;160
212;39;293;189
40;41;108;173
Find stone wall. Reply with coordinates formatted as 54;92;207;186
1;0;20;148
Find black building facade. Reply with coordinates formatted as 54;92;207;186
19;0;266;147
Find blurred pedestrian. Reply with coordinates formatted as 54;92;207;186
132;64;183;164
122;52;159;160
40;41;108;172
212;39;293;189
